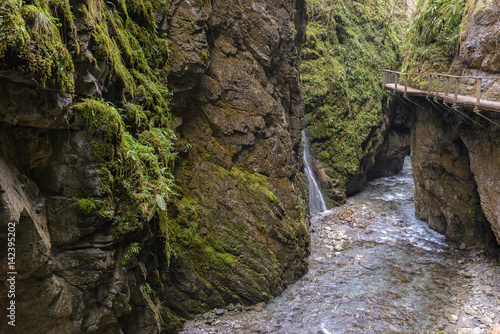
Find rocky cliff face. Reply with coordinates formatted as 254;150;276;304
0;0;308;333
392;0;500;251
367;96;411;180
406;98;499;250
162;0;309;329
454;0;500;248
380;93;499;252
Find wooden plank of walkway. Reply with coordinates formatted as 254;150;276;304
384;83;500;112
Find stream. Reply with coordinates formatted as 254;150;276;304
182;157;500;333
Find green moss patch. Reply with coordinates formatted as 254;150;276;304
403;0;467;74
302;0;407;203
0;0;75;91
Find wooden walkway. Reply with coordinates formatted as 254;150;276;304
382;70;500;112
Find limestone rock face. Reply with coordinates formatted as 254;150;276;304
456;2;500;102
0;85;139;333
461;126;500;245
404;0;500;250
384;1;500;252
0;0;308;333
410;101;496;247
163;0;309;320
460;4;500;74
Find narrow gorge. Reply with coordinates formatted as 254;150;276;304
1;0;500;333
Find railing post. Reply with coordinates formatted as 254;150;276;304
427;74;432;98
454;78;459;105
445;77;450;98
435;75;440;101
404;74;408;96
476;77;482;106
395;73;399;90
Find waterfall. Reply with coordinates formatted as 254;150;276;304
302;130;328;215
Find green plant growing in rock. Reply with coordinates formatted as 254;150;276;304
78;198;96;215
0;0;75;91
141;283;164;332
121;242;141;266
302;0;407;204
402;0;467;74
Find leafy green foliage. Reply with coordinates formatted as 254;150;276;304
121;242;141;266
75;96;177;245
402;0;467;73
302;0;407;202
0;0;75;91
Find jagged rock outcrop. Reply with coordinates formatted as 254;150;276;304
460;125;500;245
407;99;498;249
161;0;309;327
454;0;500;248
381;93;499;251
0;0;308;333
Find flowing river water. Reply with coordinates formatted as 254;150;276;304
182;157;500;333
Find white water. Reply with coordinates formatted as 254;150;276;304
302;130;328;215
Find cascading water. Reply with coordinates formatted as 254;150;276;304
302;130;328;215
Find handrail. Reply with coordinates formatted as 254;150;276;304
381;69;500;110
382;69;500;80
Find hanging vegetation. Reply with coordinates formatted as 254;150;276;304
402;0;468;73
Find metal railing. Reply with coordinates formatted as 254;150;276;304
382;69;500;109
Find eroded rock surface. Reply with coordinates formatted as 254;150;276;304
384;1;500;252
382;93;499;252
368;97;411;180
0;0;308;333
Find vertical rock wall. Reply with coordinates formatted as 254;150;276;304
410;100;497;249
367;96;411;180
384;0;500;253
0;0;308;333
383;95;500;252
157;0;310;328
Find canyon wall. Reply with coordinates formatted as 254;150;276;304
301;0;410;206
379;0;500;252
0;0;308;333
402;97;499;250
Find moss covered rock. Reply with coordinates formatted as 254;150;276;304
302;0;409;204
0;0;309;333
